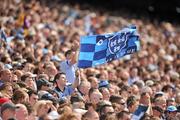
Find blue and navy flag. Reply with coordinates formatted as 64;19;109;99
78;25;140;68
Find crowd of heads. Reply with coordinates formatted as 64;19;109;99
0;0;179;120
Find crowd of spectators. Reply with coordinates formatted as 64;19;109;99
0;0;179;120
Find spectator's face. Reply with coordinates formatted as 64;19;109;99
1;109;16;120
130;68;138;77
37;103;50;117
5;85;13;97
121;71;129;82
1;69;12;82
108;71;117;81
119;99;126;110
67;51;75;60
119;113;131;120
121;90;129;101
29;93;38;106
175;95;180;104
14;70;23;80
152;109;161;118
90;78;99;89
79;82;91;95
99;70;108;80
167;88;174;98
25;76;35;89
104;106;114;114
92;111;100;120
12;74;18;83
155;98;166;111
56;74;67;87
90;91;103;105
15;105;29;120
167;100;176;106
168;111;177;119
101;88;110;101
46;66;57;77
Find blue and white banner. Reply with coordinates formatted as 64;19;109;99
78;25;140;68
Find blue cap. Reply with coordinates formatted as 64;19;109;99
41;93;54;101
167;106;177;112
99;80;109;88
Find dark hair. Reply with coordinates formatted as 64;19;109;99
27;89;38;97
99;104;112;116
162;85;173;92
109;95;122;104
85;102;93;110
65;50;72;57
70;94;83;104
54;72;65;82
152;106;163;114
127;96;137;108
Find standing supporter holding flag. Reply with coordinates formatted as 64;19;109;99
59;40;79;84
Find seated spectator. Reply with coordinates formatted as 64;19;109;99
0;102;18;120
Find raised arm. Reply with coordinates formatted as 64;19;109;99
69;40;79;65
72;69;81;89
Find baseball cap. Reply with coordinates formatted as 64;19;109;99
1;102;18;114
41;93;55;101
36;79;52;90
154;91;164;98
99;80;109;88
167;106;177;112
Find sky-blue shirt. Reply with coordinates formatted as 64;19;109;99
60;60;77;84
54;85;74;100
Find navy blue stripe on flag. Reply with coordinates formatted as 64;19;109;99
93;50;106;60
78;60;93;68
80;44;95;52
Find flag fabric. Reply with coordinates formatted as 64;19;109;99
78;25;140;68
131;105;148;120
0;29;7;41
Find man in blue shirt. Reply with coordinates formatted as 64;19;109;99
60;40;79;84
53;71;80;100
60;49;78;84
